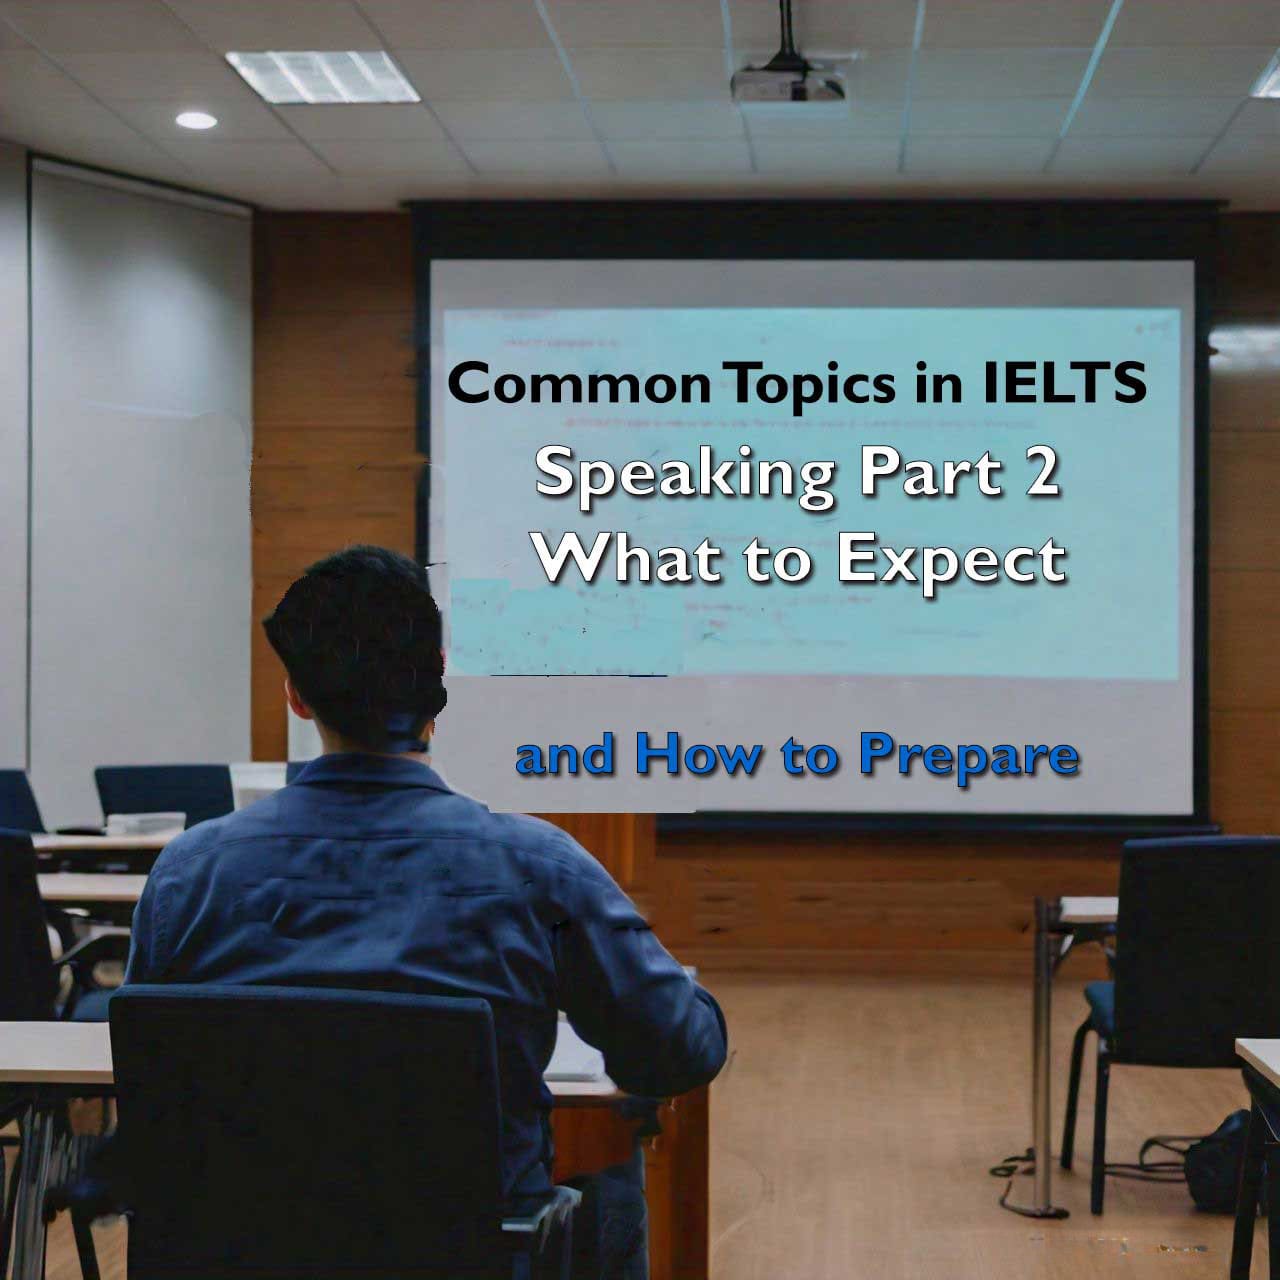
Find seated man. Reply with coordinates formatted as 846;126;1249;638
124;545;727;1280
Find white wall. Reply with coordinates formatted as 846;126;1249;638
28;163;253;825
0;144;29;770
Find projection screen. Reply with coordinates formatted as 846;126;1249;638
427;254;1200;824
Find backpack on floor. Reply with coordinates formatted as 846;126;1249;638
1184;1110;1255;1214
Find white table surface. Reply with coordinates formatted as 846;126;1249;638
0;1019;619;1099
1058;895;1119;925
1237;1038;1280;1090
38;873;147;904
32;834;170;853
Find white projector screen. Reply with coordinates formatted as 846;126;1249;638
29;164;252;827
429;258;1197;821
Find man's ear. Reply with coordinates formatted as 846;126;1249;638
284;676;313;721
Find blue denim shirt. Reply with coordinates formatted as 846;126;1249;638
124;753;727;1206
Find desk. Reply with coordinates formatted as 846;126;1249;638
0;1020;709;1280
1005;895;1118;1219
1233;1039;1280;1279
38;873;147;906
30;833;169;875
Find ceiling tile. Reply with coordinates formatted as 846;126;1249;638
610;137;753;175
0;49;97;103
751;136;898;172
0;16;30;47
1110;0;1280;47
163;0;376;51
308;136;468;173
26;132;192;183
850;48;912;100
1052;135;1213;174
358;0;552;50
1;92;154;144
158;138;333;181
221;173;345;207
908;97;1071;135
589;100;745;139
571;49;729;101
55;51;245;100
1229;99;1280;135
1199;131;1280;172
906;135;1052;173
1068;96;1246;137
542;1;724;50
395;48;572;100
920;0;1114;48
429;101;594;141
460;137;610;175
728;1;916;53
1089;46;1276;97
112;96;292;143
0;1;204;52
912;48;1093;98
745;100;902;136
275;103;449;142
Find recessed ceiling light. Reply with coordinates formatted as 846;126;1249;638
176;110;218;130
225;51;420;105
1252;50;1280;98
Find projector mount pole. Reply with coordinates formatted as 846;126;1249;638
765;0;809;75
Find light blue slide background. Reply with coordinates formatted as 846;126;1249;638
441;305;1182;681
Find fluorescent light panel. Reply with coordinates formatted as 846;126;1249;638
1252;49;1280;98
226;51;420;105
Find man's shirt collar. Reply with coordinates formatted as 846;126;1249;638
289;752;454;794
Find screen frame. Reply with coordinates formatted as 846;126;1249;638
410;198;1219;835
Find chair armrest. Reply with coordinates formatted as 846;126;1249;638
55;932;131;971
501;1185;582;1236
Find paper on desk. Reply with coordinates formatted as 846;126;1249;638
106;812;185;837
546;1015;606;1082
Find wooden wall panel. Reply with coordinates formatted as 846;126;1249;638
251;213;420;761
250;209;1280;975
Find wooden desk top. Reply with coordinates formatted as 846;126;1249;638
0;1020;622;1102
32;834;170;853
39;873;147;904
1058;895;1118;925
1237;1039;1280;1090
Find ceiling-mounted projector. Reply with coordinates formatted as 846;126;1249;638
731;0;851;114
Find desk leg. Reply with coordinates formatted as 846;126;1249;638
10;1102;55;1280
552;1093;710;1280
1003;898;1069;1218
1032;897;1054;1212
643;1088;710;1280
1230;1102;1264;1280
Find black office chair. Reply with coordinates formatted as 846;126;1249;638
94;764;234;829
0;831;130;1023
0;770;45;833
0;831;129;1280
1061;835;1280;1214
106;985;578;1280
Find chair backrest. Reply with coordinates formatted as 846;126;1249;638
0;769;44;833
94;765;234;829
1113;835;1280;1067
110;985;507;1280
0;832;59;1020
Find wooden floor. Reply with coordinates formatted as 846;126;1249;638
33;972;1266;1279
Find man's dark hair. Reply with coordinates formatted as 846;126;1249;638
262;545;446;753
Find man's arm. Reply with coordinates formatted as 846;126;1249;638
551;839;727;1099
123;874;166;984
